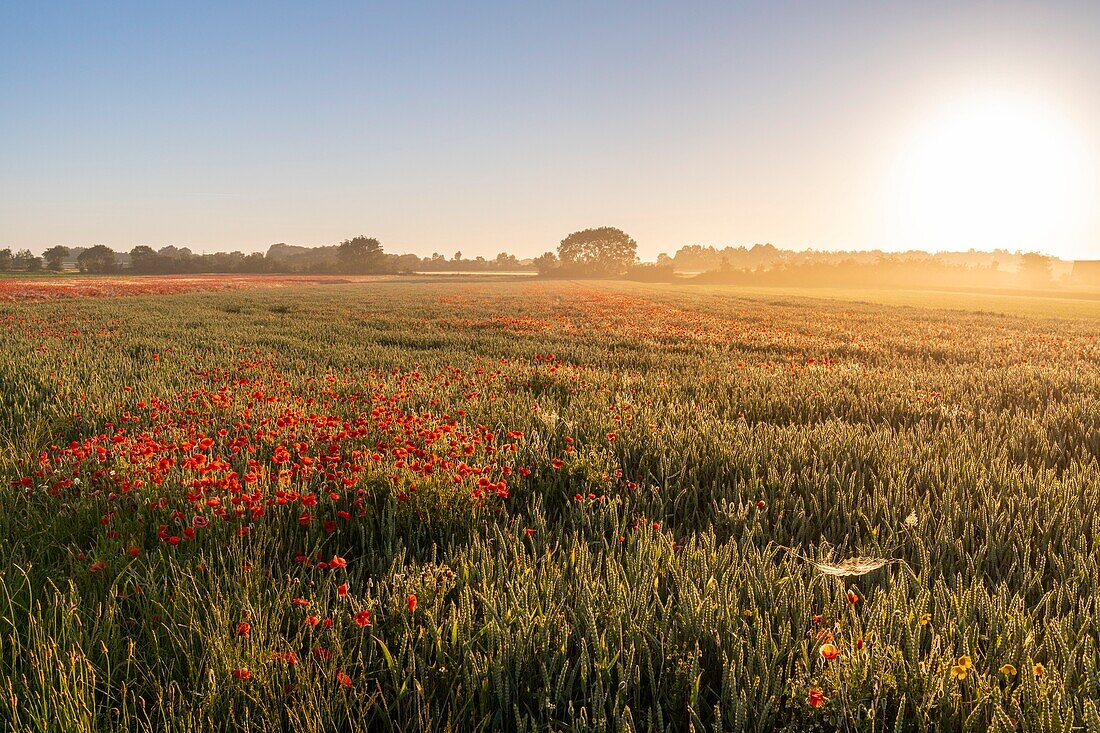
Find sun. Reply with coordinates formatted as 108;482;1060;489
887;93;1095;259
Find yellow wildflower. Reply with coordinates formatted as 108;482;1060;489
999;664;1016;677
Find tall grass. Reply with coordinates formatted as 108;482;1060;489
2;280;1099;731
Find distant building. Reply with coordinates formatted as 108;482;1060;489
1071;260;1100;287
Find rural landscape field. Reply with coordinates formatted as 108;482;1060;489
3;277;1099;731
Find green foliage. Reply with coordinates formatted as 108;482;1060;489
76;245;118;274
337;236;388;275
43;246;71;272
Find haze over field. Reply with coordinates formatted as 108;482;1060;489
2;1;1099;260
8;4;1100;731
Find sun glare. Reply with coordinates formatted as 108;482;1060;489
889;93;1095;258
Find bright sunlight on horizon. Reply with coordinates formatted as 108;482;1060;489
8;5;1100;732
885;91;1097;259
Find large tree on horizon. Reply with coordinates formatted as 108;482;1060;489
43;245;71;272
76;245;118;274
14;249;42;272
1019;251;1053;288
557;227;637;276
337;235;385;274
129;245;161;273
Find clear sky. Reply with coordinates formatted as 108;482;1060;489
2;1;1098;260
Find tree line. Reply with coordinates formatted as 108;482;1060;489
1;228;1073;290
0;239;536;276
0;228;642;277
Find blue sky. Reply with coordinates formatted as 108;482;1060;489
2;1;1098;259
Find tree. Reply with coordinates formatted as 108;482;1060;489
0;249;11;272
241;252;268;273
494;252;520;270
76;245;118;274
393;253;421;273
1019;251;1053;288
129;246;161;273
533;252;559;276
14;249;42;272
557;227;637;276
42;246;71;271
337;236;385;274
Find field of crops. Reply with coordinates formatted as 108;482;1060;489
0;274;374;303
3;278;1100;732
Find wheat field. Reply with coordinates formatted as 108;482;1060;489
3;278;1099;731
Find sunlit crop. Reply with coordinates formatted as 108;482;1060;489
2;278;1099;731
